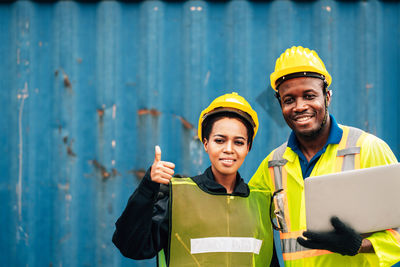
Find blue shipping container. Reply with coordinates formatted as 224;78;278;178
0;1;399;266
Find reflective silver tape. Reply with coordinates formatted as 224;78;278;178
268;159;288;167
337;146;361;156
190;237;263;254
281;237;311;253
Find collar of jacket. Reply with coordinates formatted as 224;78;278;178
190;167;250;197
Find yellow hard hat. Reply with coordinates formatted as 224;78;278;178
198;92;259;142
270;46;332;91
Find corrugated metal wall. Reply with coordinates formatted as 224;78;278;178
1;0;399;266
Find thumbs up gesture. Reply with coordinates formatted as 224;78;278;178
150;145;176;184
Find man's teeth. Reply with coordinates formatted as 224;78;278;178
221;159;234;163
296;116;311;122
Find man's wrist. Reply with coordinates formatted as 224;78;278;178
357;238;375;254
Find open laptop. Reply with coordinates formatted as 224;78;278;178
304;163;400;233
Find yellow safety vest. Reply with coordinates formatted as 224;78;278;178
159;177;273;267
250;125;400;267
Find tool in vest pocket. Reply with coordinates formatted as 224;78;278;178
270;188;286;232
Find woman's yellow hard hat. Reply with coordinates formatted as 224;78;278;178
198;92;259;141
270;46;332;91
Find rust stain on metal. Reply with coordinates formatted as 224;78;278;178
67;146;76;157
97;108;104;118
128;169;146;180
63;73;72;88
178;116;193;129
97;109;104;117
138;109;161;116
90;159;119;180
63;136;76;157
111;168;120;177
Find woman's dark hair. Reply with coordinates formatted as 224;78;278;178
201;111;254;150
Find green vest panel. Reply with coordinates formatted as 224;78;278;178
167;178;273;267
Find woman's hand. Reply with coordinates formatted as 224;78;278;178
150;145;175;185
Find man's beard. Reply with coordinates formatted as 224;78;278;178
295;108;329;141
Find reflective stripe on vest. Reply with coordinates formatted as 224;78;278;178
269;126;364;258
168;177;273;267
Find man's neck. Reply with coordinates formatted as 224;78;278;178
296;118;331;162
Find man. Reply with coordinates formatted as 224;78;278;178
249;46;400;266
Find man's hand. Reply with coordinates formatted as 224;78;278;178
297;216;363;256
150;145;175;185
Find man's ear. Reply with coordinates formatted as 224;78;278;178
275;91;282;108
326;90;332;107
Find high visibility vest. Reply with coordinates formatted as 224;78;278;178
257;125;400;266
159;177;273;267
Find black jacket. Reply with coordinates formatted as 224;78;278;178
112;166;279;266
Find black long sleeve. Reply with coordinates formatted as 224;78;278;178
112;168;170;259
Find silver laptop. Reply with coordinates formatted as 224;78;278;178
304;163;400;233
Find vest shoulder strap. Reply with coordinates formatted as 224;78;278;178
337;126;364;155
268;142;288;167
268;142;288;191
337;126;365;171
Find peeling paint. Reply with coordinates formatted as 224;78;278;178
17;82;29;222
16;226;29;245
112;104;116;119
204;71;210;86
57;183;70;191
16;48;20;65
323;6;332;12
190;6;202;11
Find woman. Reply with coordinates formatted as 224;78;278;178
112;92;274;266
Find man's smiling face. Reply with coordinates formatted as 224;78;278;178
278;77;330;138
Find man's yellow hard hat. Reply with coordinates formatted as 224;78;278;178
198;92;259;142
270;46;332;91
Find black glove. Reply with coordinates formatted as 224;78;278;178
297;216;363;256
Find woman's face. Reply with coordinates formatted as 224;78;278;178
203;117;250;180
